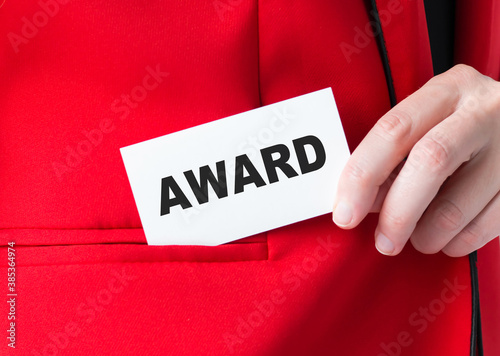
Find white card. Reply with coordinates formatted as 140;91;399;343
120;88;350;246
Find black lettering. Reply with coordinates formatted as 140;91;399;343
160;176;192;216
293;135;326;174
234;154;266;194
183;161;228;204
260;144;298;183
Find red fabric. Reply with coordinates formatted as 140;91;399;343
375;0;433;101
0;0;495;355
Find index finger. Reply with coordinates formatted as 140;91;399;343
332;75;459;229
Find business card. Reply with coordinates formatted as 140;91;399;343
120;88;350;245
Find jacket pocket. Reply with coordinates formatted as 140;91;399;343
1;228;268;266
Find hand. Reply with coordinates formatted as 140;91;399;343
332;64;500;257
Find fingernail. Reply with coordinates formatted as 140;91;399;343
376;232;395;255
333;201;353;226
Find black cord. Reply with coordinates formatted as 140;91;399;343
469;251;484;356
369;0;397;108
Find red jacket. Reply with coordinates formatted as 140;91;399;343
0;0;498;355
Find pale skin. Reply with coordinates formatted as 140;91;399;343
333;64;500;257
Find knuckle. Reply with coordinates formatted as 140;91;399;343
409;133;452;173
431;64;478;95
381;208;411;231
424;76;461;112
457;221;485;249
374;110;413;144
426;77;458;99
344;161;371;187
449;64;480;84
433;199;466;232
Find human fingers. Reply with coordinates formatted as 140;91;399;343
374;105;490;255
408;148;500;255
333;68;461;228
